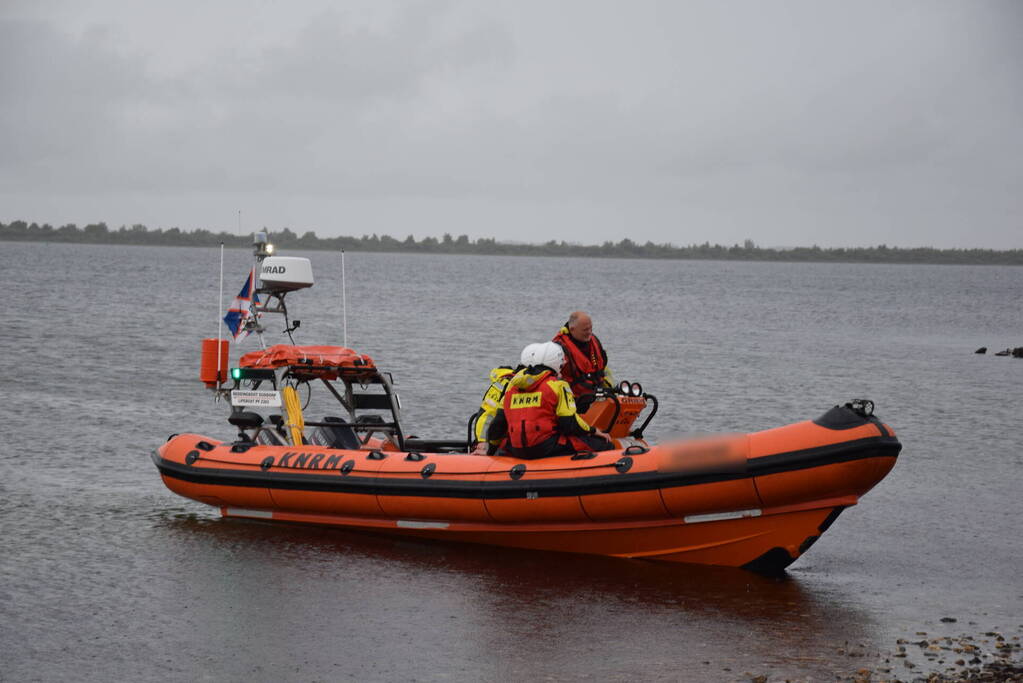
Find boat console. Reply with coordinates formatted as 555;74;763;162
199;233;659;453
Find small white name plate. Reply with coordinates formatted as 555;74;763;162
230;390;282;407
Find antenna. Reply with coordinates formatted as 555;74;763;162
341;249;348;348
217;242;225;396
252;230;269;350
237;210;241;236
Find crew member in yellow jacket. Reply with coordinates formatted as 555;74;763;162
470;343;542;454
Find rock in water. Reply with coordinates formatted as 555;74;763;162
975;347;987;354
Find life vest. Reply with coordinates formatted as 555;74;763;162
553;328;608;395
473;366;517;444
502;370;562;451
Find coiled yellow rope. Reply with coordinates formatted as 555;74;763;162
281;385;305;446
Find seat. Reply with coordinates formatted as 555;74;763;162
255;428;287;446
228;411;264;429
228;411;264;442
308;416;360;450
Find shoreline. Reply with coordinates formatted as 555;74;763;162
3;221;1023;266
776;628;1023;683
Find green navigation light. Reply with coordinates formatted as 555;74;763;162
230;367;276;381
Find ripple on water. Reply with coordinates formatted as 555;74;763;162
1;244;1021;680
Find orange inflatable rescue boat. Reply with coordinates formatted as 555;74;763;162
153;234;901;574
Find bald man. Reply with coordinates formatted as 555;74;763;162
552;311;613;397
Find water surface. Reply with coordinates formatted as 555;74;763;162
1;242;1020;680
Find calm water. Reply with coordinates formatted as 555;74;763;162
1;241;1021;681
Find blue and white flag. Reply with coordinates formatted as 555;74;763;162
223;267;260;340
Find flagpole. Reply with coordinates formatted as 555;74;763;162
217;242;225;391
254;265;267;350
341;249;347;348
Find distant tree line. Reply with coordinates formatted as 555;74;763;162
2;219;1022;265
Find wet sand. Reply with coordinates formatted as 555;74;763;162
739;628;1022;682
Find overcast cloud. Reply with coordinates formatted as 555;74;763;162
1;0;1021;248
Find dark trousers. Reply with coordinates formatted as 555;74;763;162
503;432;614;459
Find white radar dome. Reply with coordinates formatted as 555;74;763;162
259;256;314;293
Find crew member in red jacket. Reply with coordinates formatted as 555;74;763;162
552;311;612;397
489;342;611;459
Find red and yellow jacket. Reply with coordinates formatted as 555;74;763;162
552;327;612;395
473;366;518;447
497;368;594;459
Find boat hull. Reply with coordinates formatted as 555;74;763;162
153;412;900;572
213;500;852;573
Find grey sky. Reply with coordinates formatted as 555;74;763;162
2;0;1021;248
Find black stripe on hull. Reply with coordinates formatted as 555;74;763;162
748;436;901;476
153;436;900;500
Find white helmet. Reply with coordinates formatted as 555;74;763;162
519;343;541;366
534;342;565;373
